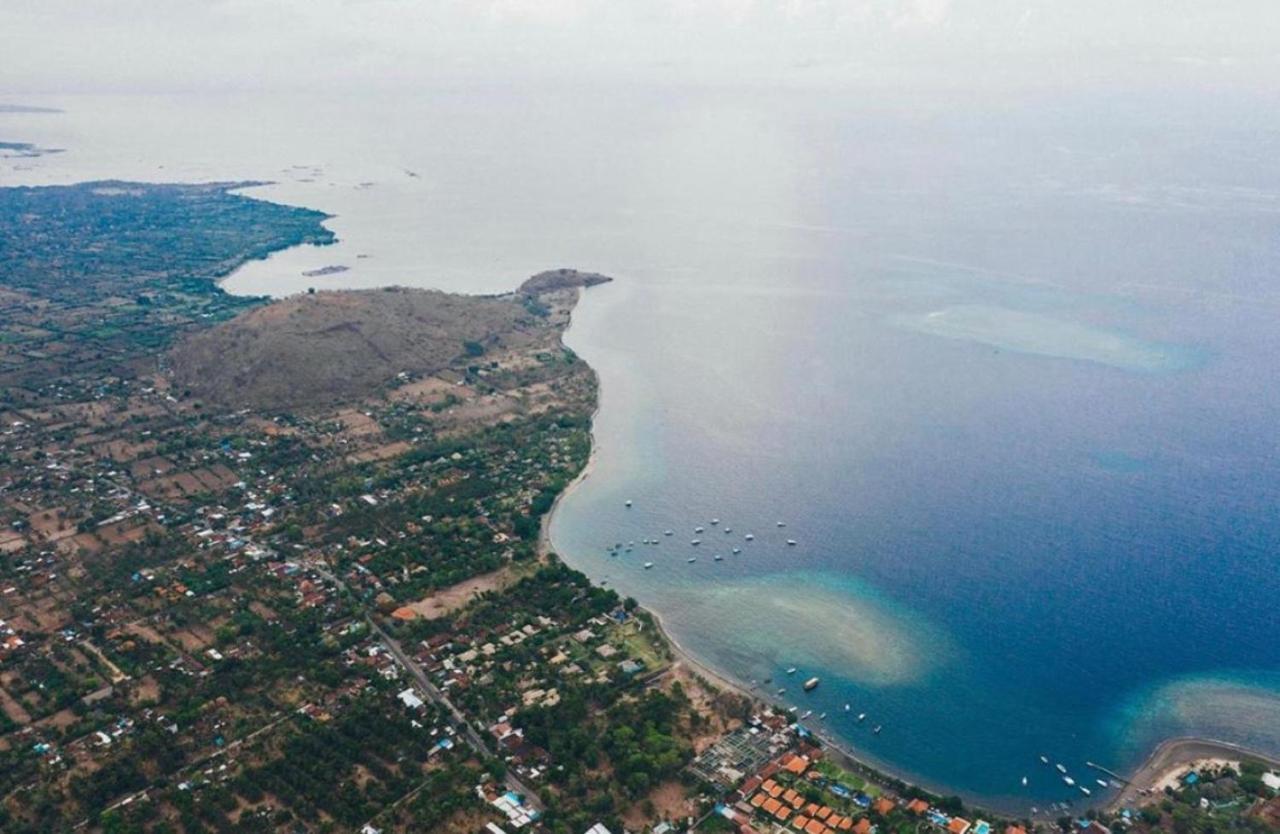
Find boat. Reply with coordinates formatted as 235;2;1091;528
803;677;820;692
687;557;697;563
1021;777;1028;787
1096;780;1108;788
787;539;797;546
1063;776;1075;786
819;712;827;719
777;521;786;527
643;562;654;569
786;667;797;675
801;710;812;720
694;526;704;533
777;688;786;695
724;527;732;533
664;530;673;536
1079;787;1091;797
713;554;723;561
844;704;851;711
691;539;700;546
732;547;741;554
788;706;797;714
857;713;866;722
1040;756;1050;765
745;534;754;541
873;725;882;734
625;500;632;507
711;519;719;525
1056;764;1067;774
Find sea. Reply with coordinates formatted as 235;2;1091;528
4;85;1279;813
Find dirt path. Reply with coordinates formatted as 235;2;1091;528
404;565;522;619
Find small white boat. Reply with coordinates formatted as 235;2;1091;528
1040;756;1050;765
1096;780;1108;788
711;518;720;525
777;521;786;527
691;539;700;546
1056;764;1067;774
644;562;654;569
844;704;851;711
819;712;827;719
787;539;797;546
786;667;797;675
857;713;866;722
1063;776;1075;786
724;527;732;533
714;554;723;561
625;500;632;507
873;725;882;734
687;557;697;563
664;530;673;536
777;688;786;695
732;547;741;554
694;526;704;533
745;534;754;541
801;710;812;720
1022;776;1028;787
1079;786;1091;797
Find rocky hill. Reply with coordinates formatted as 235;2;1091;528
167;274;607;412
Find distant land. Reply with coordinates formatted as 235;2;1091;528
0;140;64;158
0;104;64;113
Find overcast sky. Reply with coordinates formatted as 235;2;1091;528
4;0;1279;95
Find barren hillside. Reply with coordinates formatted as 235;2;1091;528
168;271;609;411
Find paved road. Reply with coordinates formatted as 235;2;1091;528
308;561;545;812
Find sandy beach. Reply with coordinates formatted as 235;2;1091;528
1109;737;1280;810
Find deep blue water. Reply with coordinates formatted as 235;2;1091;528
545;92;1280;814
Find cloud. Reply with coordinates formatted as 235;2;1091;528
2;0;1278;93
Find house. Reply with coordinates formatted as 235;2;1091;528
947;818;971;834
905;799;930;815
396;688;424;709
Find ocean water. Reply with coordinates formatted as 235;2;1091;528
4;86;1279;812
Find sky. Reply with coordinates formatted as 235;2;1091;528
4;0;1280;95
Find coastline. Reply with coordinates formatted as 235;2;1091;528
532;281;962;809
539;286;601;559
1108;736;1280;811
537;278;1280;818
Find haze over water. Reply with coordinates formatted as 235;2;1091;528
4;83;1280;811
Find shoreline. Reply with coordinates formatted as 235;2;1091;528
529;280;1280;820
532;282;968;810
1108;736;1280;811
539;286;601;559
